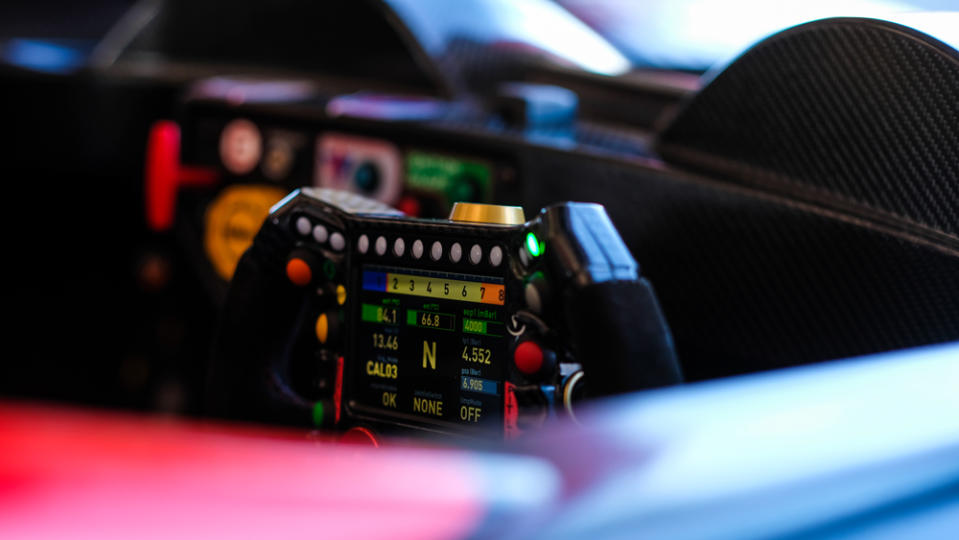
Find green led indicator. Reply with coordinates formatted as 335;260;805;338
526;232;543;257
312;401;325;427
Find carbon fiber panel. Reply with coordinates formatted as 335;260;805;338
521;151;959;380
658;18;959;239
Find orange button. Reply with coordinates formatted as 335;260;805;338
316;313;329;344
286;258;312;286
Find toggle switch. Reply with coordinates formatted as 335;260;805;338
145;120;219;231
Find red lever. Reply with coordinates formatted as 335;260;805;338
145;120;219;231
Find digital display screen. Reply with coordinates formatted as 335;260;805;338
350;265;507;433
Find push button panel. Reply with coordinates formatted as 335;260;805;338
249;189;673;440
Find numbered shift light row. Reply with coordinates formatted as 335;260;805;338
294;216;346;251
358;234;503;267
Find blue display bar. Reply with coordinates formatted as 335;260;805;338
362;270;388;291
460;376;498;396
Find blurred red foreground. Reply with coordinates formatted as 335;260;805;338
0;404;485;540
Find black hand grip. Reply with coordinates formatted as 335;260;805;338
563;279;682;396
540;203;682;395
208;219;313;425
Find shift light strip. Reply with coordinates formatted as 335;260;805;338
362;270;505;305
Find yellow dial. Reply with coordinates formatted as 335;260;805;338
448;202;525;225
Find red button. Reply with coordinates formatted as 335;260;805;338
286;258;312;286
514;341;543;375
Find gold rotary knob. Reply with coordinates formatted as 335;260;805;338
448;202;525;225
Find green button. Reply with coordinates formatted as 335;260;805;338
323;259;336;279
